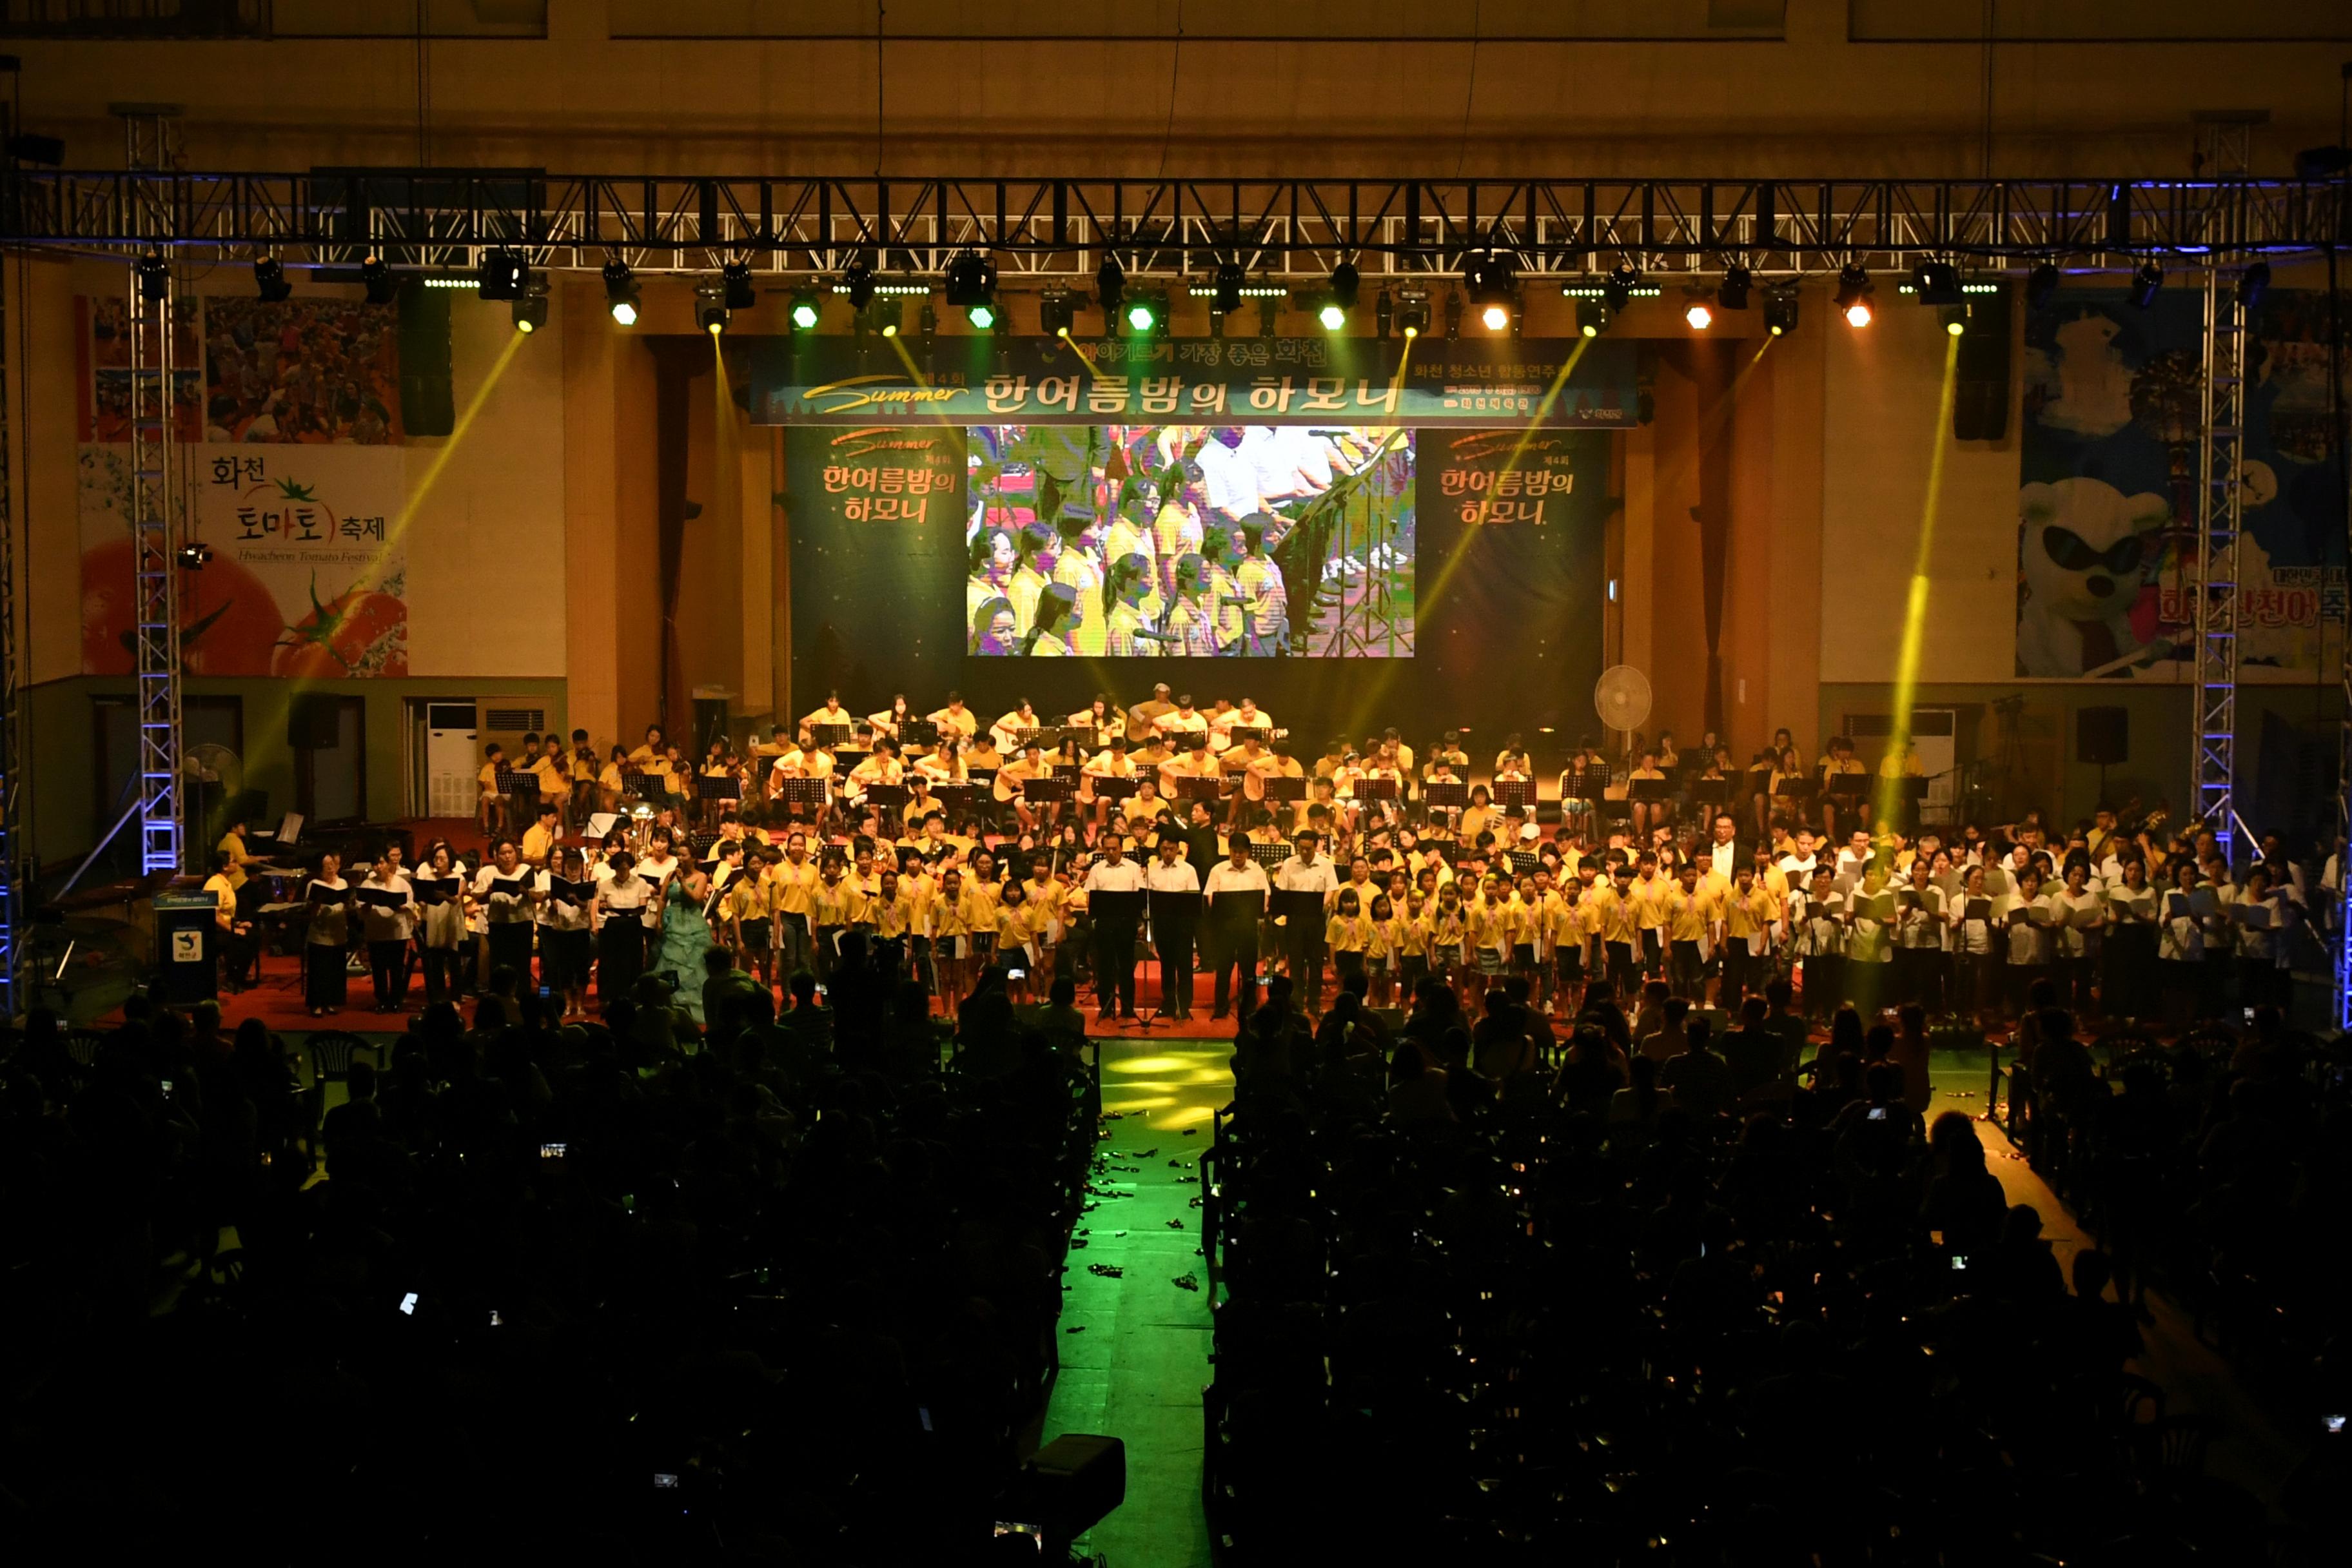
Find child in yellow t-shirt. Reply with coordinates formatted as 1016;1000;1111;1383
1324;887;1373;986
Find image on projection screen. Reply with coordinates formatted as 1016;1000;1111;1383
963;424;1415;658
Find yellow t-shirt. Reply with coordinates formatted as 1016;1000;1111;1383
520;822;557;865
769;858;820;917
215;831;250;892
1325;914;1373;953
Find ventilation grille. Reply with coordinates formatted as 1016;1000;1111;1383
484;707;545;732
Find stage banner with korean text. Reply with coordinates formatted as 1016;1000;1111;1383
2017;287;2348;681
783;424;970;704
748;335;1639;427
1413;428;1613;727
79;442;410;677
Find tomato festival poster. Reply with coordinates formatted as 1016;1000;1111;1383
79;442;409;678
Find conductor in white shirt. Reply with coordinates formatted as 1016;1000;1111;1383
1083;839;1148;1019
1144;836;1203;1019
1274;830;1340;1015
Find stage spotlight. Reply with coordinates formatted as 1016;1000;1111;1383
1213;259;1244;315
1579;299;1614;338
1329;260;1361;311
842;257;877;311
603;261;642;326
2127;262;2162;309
1097;255;1126;318
1717;264;1752;311
2026;262;2061;310
511;277;549;335
1464;250;1516;331
1041;290;1077;337
1937;303;1970;336
1318;299;1348;331
789;288;820;330
253;256;291;303
1835;265;1873;327
1603;260;1641;311
1396;289;1430;338
1682;288;1714;330
1444;289;1463;339
133;250;168;303
1912;259;1963;305
361;255;400;306
175;542;213;571
722;260;756;310
2235;261;2271;310
945;250;997;327
478;248;526;301
1375;288;1394;338
1763;286;1799;336
919;299;938;344
878;299;902;337
696;284;729;335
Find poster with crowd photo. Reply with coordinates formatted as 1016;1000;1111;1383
963;424;1416;658
78;442;409;678
76;296;206;444
201;297;404;444
2017;288;2348;680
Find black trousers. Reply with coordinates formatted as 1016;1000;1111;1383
1155;919;1197;1015
1093;922;1138;1015
1604;941;1637;995
369;939;412;1008
1210;928;1259;1015
1286;928;1327;1014
421;945;466;1005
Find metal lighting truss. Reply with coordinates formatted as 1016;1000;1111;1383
2191;268;2250;863
0;172;2342;280
122;112;183;879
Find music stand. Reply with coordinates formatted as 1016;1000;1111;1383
867;783;911;818
689;830;722;858
1627;778;1671;803
1562;764;1610;801
1022;777;1076;806
1093;778;1141;803
811;723;852;749
1491;779;1535;814
1248;841;1294;870
620;770;660;803
1772;775;1818;803
1507;848;1541;876
1689;778;1729;807
696;774;743;801
1262;776;1306;805
1422;780;1467;828
1144;888;1204;1026
772;778;828;818
899;718;941;749
1354;776;1400;804
1088;888;1149;1027
1172;776;1224;804
1825;773;1869;801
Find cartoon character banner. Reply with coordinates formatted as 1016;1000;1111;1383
79;442;409;678
2017;288;2348;680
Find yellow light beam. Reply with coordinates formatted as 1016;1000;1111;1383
1870;331;1963;839
244;329;527;802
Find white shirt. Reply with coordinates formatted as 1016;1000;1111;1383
473;863;538;923
1275;854;1339;895
1204;860;1271;899
1705;840;1738;880
1145;858;1201;894
359;874;415;942
1083;858;1147;893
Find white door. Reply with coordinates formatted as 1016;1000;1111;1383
426;701;479;819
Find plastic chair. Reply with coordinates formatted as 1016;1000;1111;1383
65;1028;110;1067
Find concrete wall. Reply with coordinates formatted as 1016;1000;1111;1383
3;0;2342;177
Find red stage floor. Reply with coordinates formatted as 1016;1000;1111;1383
108;950;1247;1042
